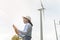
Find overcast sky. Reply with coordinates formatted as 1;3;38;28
0;0;60;40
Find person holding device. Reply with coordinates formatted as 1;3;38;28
13;16;33;40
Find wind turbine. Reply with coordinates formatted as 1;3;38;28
38;0;45;40
54;20;60;40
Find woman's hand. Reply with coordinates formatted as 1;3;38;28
13;24;15;27
13;24;19;35
13;24;16;29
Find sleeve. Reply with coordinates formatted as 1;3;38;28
18;30;25;37
18;24;31;37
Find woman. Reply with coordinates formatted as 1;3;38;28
13;16;33;40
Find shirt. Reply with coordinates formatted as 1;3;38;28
18;23;32;38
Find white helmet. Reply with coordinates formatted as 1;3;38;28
23;16;31;21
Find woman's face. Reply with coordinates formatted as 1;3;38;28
23;17;28;24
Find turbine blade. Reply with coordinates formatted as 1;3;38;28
40;0;45;19
40;0;44;8
42;9;45;19
59;21;60;24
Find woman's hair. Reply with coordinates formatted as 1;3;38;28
28;20;33;26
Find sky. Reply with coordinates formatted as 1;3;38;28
0;0;60;40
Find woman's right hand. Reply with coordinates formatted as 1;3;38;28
13;24;16;29
13;24;15;27
12;24;19;34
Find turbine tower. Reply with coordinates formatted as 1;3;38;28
38;0;45;40
54;20;60;40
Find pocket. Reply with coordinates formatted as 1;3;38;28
25;36;31;40
23;36;31;40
